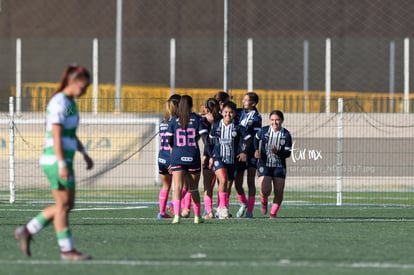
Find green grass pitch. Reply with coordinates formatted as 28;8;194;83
1;204;414;275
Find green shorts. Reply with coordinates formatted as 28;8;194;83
41;162;75;190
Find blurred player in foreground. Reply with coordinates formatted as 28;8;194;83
14;64;93;260
254;110;292;218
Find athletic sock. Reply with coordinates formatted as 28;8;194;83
204;194;212;214
26;213;51;235
270;203;280;216
56;228;74;252
182;191;192;210
159;188;169;215
172;199;181;216
236;194;247;205
218;192;228;208
247;196;255;212
180;189;187;209
261;196;268;205
192;202;201;217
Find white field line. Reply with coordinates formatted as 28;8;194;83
0;259;413;270
80;217;414;222
2;208;414;222
0;206;148;212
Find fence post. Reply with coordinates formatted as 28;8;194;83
336;98;343;206
223;0;229;93
115;0;123;113
303;40;309;112
247;38;253;92
404;37;410;113
16;38;22;115
325;38;331;113
93;38;99;115
170;38;176;94
9;97;15;203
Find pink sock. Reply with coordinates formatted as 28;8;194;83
193;202;201;217
204;195;212;214
180;189;186;208
225;193;230;208
159;189;169;215
172;199;181;216
247;196;255;212
182;191;192;210
218;192;228;208
261;196;268;204
270;203;280;216
236;194;247;205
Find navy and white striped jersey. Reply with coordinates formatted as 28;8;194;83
166;112;208;166
210;119;246;164
236;108;262;154
254;126;292;168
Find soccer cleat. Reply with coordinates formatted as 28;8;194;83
217;207;229;219
269;214;276;219
202;211;214;219
181;208;191;218
61;250;92;261
194;216;203;224
166;202;174;215
172;215;180;224
157;213;172;219
260;202;268;215
236;204;247;218
245;212;253;219
14;226;32;257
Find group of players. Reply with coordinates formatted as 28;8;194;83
13;64;293;261
157;91;293;224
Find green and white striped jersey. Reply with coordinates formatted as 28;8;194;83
39;92;79;166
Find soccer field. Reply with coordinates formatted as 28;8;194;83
1;204;414;275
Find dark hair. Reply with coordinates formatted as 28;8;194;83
246;92;259;105
165;94;181;121
204;98;221;121
177;95;193;129
55;64;90;96
269;110;284;121
222;101;237;111
214;91;231;104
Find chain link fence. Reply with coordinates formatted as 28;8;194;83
1;0;414;205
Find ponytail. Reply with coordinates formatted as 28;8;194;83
54;64;90;96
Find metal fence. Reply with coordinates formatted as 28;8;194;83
1;96;413;206
1;1;414;205
2;1;414;111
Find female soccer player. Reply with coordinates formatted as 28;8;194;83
167;95;209;224
234;92;262;218
210;101;247;219
201;98;222;219
14;64;93;260
254;110;292;218
214;91;231;111
157;94;181;219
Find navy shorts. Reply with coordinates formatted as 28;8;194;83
171;164;201;174
257;161;286;179
158;158;171;175
237;156;258;171
212;159;237;180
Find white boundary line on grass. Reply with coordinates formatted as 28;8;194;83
0;206;148;212
0;259;414;270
